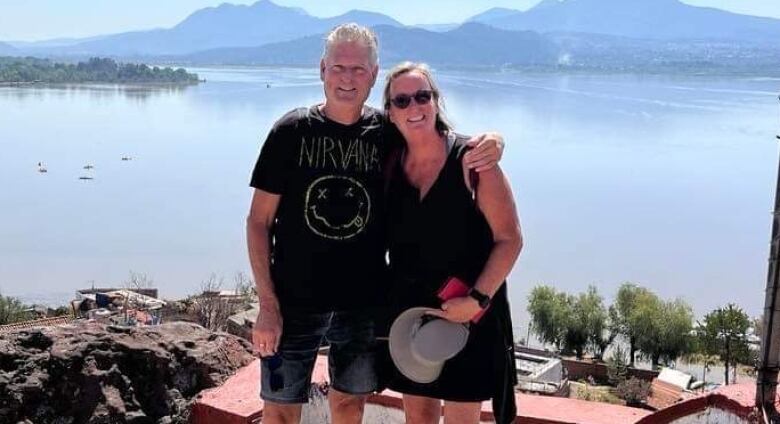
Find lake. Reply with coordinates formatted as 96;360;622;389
1;67;778;331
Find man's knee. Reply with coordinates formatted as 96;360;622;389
262;401;302;424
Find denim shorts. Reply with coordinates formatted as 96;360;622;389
260;309;378;404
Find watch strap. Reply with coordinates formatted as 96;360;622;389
468;288;491;309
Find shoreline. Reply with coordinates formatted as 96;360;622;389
0;79;203;87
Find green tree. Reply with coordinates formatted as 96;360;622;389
528;285;571;351
529;285;612;359
564;286;612;359
582;286;614;359
0;292;31;325
657;299;695;364
609;283;652;366
634;295;694;368
561;291;587;358
696;303;751;385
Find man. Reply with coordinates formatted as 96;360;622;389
247;23;503;424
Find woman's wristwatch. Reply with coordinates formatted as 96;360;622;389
468;288;491;309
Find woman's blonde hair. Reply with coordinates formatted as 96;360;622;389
383;62;453;135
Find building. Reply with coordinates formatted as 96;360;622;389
72;288;165;326
516;350;569;396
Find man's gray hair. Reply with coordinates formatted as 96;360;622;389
323;23;379;66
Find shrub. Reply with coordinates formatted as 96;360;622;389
0;293;31;325
607;345;629;386
617;377;651;405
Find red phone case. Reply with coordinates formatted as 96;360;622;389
436;276;488;323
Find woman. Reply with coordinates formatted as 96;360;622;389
382;62;523;424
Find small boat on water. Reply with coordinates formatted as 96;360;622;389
121;156;133;161
83;164;95;170
37;162;47;173
78;176;94;181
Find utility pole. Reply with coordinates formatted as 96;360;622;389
756;94;780;422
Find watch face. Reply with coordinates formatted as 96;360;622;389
478;297;490;308
470;289;490;308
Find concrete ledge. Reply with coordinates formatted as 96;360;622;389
191;360;264;424
191;357;330;424
635;382;767;424
513;392;652;424
192;356;653;424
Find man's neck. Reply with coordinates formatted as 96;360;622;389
320;102;363;125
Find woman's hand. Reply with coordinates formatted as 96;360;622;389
427;296;483;323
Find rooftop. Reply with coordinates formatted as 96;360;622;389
0;315;74;334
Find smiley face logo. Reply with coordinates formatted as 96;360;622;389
304;175;371;240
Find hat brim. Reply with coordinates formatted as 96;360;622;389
388;307;469;384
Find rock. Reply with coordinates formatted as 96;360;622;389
0;321;255;424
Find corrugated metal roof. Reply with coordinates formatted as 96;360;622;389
0;316;74;334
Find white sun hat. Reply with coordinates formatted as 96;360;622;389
388;307;470;384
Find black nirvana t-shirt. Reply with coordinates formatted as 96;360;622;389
250;105;392;312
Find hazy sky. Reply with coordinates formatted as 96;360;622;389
1;0;779;41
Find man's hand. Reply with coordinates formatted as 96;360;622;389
253;297;283;357
426;296;482;324
463;132;504;173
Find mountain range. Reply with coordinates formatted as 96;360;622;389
470;0;780;43
2;0;779;72
182;23;560;67
176;24;778;74
16;1;401;56
0;42;18;56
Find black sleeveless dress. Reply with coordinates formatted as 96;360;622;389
383;133;517;422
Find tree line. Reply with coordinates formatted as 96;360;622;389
0;57;199;84
0;271;257;332
528;283;755;385
2;278;756;386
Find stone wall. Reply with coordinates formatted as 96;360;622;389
0;321;255;424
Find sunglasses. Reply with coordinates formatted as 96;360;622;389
390;89;433;109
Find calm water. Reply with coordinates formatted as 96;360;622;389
1;67;778;330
